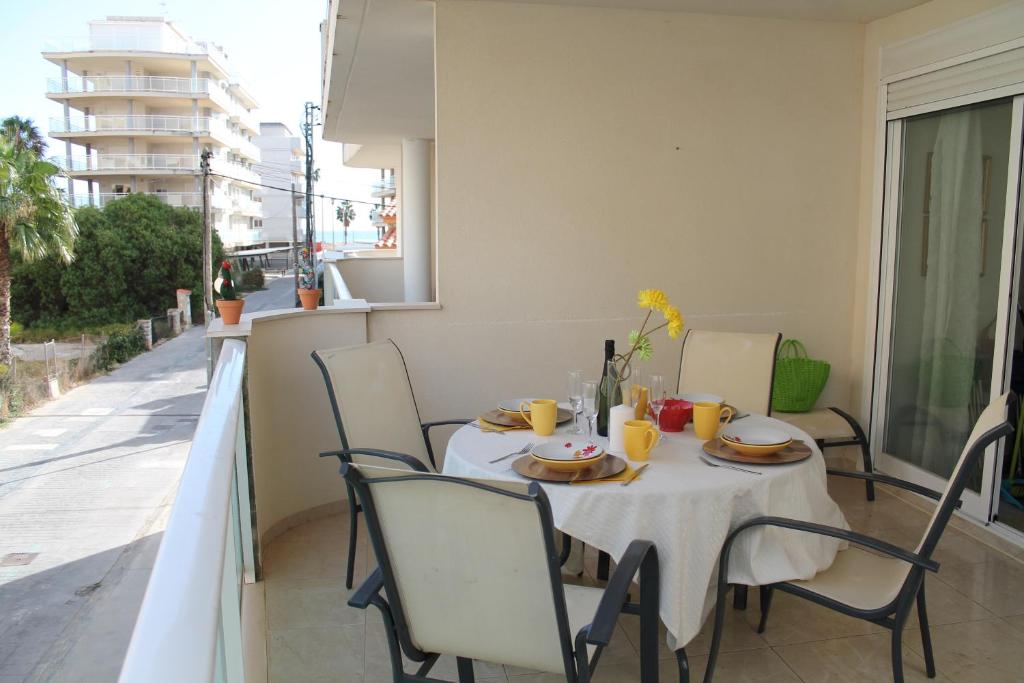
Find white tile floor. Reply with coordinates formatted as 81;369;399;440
260;474;1024;682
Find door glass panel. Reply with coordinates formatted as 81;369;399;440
884;99;1013;487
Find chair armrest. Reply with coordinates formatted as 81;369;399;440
584;540;659;647
320;448;431;472
728;516;939;573
421;419;472;432
825;469;958;507
348;567;384;609
420;420;471;470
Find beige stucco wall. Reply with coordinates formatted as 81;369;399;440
246;311;367;541
848;0;1014;418
337;255;406;302
367;0;865;424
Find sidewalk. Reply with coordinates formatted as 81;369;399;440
0;277;294;682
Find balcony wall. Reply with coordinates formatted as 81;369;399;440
354;0;866;430
331;253;405;303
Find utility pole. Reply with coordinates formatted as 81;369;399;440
291;181;299;296
301;102;320;279
200;149;213;321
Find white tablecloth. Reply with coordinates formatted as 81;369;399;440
442;415;848;646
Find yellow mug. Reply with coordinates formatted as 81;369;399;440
624;419;659;461
520;399;558;436
693;401;734;440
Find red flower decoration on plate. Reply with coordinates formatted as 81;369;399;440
564;442;572;448
581;444;597;456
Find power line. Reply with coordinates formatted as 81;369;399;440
208;171;384;207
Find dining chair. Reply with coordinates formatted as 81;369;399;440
311;339;470;588
676;329;782;416
342;463;663;683
702;393;1014;683
775;407;877;501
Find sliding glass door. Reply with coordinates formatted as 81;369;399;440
874;96;1023;520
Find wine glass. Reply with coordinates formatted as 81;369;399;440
649;374;666;435
567;370;583;434
582;380;599;439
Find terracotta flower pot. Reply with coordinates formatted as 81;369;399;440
298;288;321;311
215;299;245;325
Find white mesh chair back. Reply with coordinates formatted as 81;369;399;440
313;340;432;470
916;393;1011;557
350;464;574;676
677;330;782;415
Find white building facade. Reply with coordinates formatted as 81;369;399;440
43;16;264;249
254;122;304;247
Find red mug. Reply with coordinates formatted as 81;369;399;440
651;398;693;432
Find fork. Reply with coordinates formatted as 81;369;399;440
699;455;762;475
489;442;535;464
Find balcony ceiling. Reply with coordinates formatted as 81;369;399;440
322;0;435;145
507;1;931;23
321;0;930;145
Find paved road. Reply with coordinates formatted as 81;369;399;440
0;276;295;682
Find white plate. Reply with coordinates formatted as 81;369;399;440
675;392;725;405
721;424;792;446
498;398;537;413
532;440;604;462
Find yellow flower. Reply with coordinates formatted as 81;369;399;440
664;305;684;339
637;289;668;311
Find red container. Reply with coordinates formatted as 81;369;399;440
656;398;693;432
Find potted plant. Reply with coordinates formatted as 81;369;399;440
297;248;320;310
214;260;245;324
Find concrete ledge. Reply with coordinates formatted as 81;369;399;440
369;301;442;311
206;302;372;338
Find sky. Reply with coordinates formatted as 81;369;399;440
0;0;382;243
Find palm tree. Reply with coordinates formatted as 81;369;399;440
0;140;77;364
2;116;47;157
336;200;356;245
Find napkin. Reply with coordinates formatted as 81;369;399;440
570;463;638;485
475;417;530;432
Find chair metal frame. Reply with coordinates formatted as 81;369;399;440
342;464;663;683
311;339;470;588
701;410;1013;683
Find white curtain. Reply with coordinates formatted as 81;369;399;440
914;109;984;472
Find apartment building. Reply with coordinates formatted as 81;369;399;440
254;122;305;247
43;16;263;249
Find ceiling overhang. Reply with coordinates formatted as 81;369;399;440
321;0;435;146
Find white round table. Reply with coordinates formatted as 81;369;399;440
442;414;849;646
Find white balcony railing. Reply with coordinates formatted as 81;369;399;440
231;195;263;216
119;339;252;682
71;192;203;209
213;159;260;185
52;154;199;173
47;74;220;96
371;177;396;198
50;115;212;135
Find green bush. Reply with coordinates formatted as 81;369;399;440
93;324;146;371
9;322;24;340
11;194;224;329
240;267;265;290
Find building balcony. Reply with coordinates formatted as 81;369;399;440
70;191;202;209
370;176;397;198
52;153;199;175
232;195;263;217
229;108;262;137
46;75;235;113
213;159;261;187
50;114;216;139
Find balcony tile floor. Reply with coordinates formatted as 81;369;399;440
262;472;1024;682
